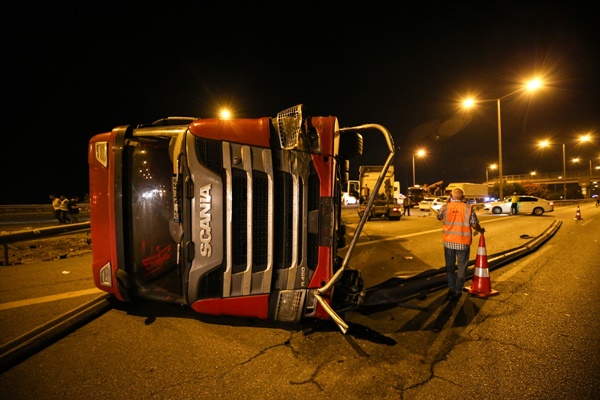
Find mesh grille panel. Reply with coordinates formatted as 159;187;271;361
232;168;247;274
274;171;293;270
308;172;320;270
195;138;223;174
252;171;269;271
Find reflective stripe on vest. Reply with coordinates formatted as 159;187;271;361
442;202;473;245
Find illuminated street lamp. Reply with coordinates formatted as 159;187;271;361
486;163;497;187
571;134;595;197
462;79;543;200
539;140;567;200
412;149;426;186
219;109;232;119
572;157;592;176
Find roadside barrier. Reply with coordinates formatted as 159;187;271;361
0;222;90;266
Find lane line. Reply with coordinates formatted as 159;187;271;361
353;216;509;246
0;288;103;311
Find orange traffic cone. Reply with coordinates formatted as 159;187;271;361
465;234;499;298
574;206;582;220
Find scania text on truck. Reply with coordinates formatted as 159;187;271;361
88;104;401;333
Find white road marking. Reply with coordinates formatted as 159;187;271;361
0;288;103;310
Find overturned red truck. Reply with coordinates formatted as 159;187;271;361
88;105;397;333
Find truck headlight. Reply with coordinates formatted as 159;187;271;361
99;262;112;287
273;290;306;322
95;141;108;168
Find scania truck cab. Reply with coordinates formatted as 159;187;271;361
88;105;395;333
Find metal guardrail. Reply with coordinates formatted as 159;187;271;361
489;169;600;186
0;222;91;266
0;204;90;214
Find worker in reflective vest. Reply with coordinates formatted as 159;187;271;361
437;188;485;300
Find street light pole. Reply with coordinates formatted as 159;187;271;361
497;99;504;200
562;143;567;200
412;155;416;187
486;164;497;195
462;79;542;200
412;149;426;187
538;140;567;199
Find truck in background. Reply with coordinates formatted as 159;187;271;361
357;165;402;220
407;180;444;207
346;180;360;198
407;185;426;206
444;182;489;203
342;179;360;205
88;104;401;334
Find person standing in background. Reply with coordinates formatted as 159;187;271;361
59;195;70;223
403;196;411;216
511;192;519;215
50;194;62;223
68;196;80;223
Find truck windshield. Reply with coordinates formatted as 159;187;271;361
125;136;181;296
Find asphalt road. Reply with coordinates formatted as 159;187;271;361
1;203;599;399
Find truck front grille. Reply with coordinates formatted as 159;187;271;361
193;137;320;299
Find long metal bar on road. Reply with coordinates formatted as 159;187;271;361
0;293;113;374
358;220;562;307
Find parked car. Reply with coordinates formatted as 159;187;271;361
418;196;437;211
431;196;449;212
484;195;554;216
342;192;358;206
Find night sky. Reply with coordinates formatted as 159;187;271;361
2;2;599;204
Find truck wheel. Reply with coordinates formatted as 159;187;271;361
339;132;363;159
340;159;350;187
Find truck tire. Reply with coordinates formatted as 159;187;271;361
339;132;363;160
340;159;350;187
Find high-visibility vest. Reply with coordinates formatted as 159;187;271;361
59;199;69;212
52;198;61;210
441;202;473;245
